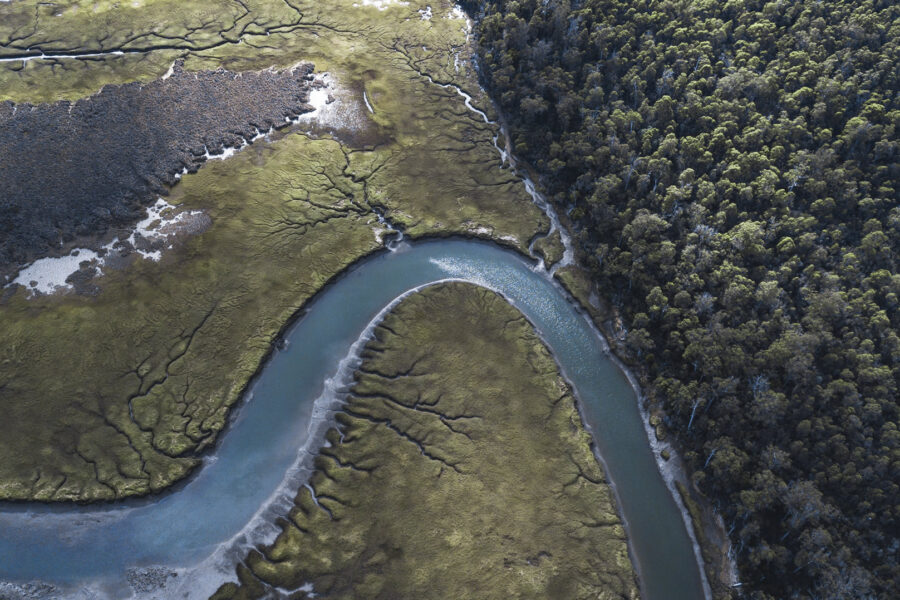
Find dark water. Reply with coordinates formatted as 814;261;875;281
0;239;704;599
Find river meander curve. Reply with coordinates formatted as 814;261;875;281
0;238;705;600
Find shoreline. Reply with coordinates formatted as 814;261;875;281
165;263;650;599
452;10;736;593
553;267;739;599
523;257;717;600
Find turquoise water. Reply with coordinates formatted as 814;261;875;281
0;239;704;599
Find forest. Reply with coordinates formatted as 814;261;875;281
461;0;899;597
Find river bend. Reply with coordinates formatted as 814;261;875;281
0;239;705;599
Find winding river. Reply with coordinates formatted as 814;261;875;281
0;238;705;599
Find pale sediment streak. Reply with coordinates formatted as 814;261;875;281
352;0;410;10
0;50;125;63
160;60;177;80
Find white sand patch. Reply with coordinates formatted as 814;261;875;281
126;198;205;260
250;126;274;142
161;60;177;80
307;88;330;110
447;5;466;19
352;0;409;10
292;582;316;597
11;249;102;295
418;5;432;20
294;73;367;132
0;50;124;64
9;198;206;297
203;144;241;161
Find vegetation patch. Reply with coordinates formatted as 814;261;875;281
212;282;638;600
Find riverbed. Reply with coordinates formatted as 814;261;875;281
0;238;705;600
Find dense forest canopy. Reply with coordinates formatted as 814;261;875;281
461;0;899;597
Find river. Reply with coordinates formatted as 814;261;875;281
0;238;705;599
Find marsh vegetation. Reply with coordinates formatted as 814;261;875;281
212;283;638;600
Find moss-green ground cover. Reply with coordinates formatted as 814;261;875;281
533;230;566;268
212;282;639;600
0;0;548;501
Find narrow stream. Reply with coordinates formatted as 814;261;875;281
0;239;705;599
424;74;575;274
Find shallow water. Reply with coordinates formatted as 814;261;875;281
0;239;704;599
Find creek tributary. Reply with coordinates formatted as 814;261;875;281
0;239;705;600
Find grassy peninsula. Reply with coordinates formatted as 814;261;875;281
212;282;638;600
